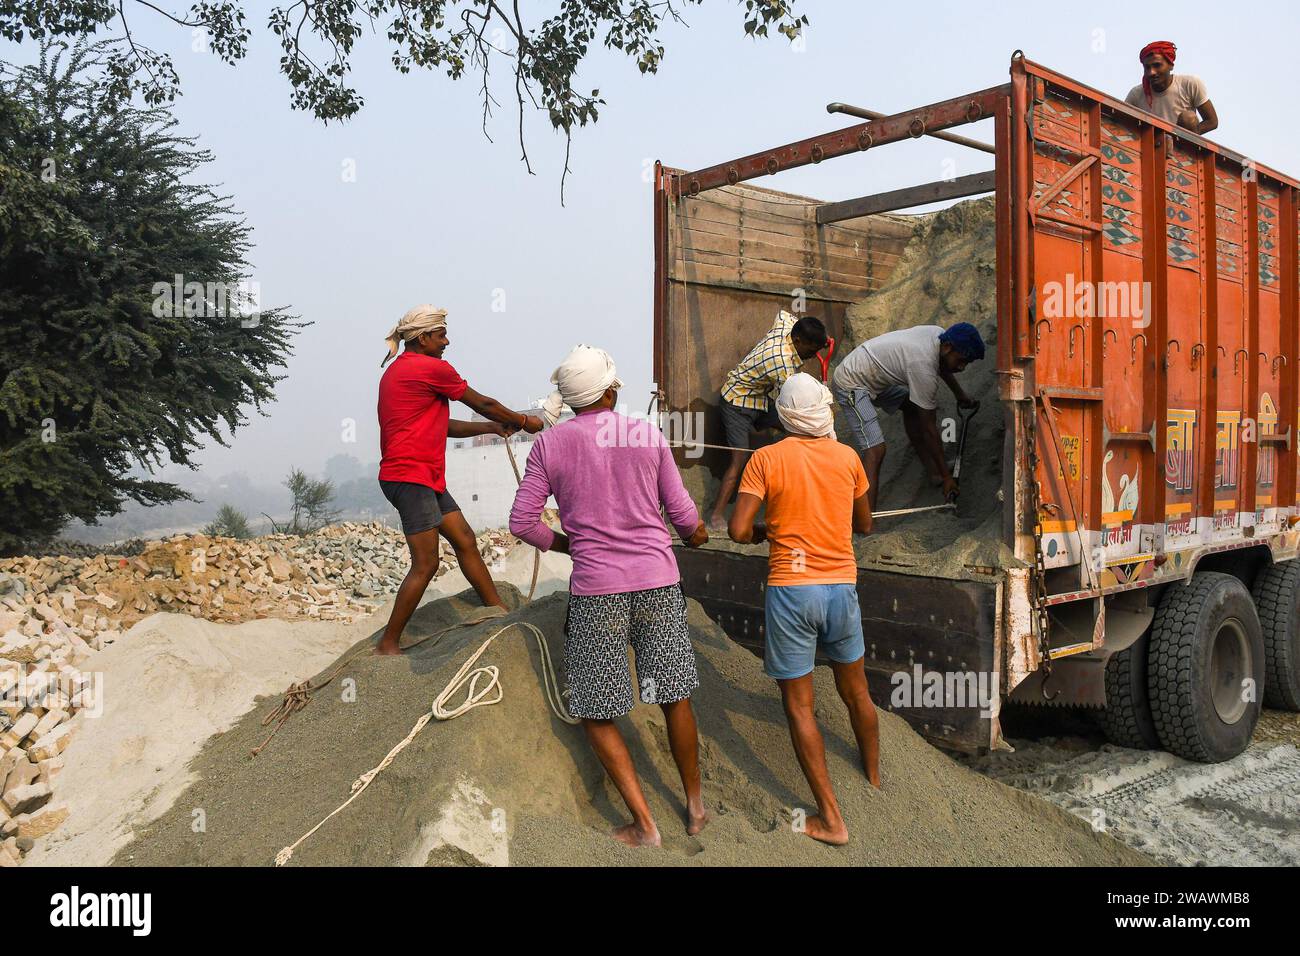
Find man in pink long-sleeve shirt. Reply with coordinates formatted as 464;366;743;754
510;345;710;847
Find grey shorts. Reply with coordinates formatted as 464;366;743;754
832;383;909;451
720;397;781;448
563;584;700;720
379;480;460;536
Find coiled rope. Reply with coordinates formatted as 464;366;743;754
274;618;576;866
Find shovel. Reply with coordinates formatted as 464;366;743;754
947;401;980;503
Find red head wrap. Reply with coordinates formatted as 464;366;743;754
1139;41;1177;104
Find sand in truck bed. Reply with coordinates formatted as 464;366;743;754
685;195;1019;581
110;584;1144;866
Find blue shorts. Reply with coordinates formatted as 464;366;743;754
763;583;866;680
832;383;908;451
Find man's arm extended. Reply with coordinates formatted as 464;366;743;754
1194;99;1218;135
460;385;544;434
916;408;958;499
508;444;556;551
448;420;516;440
728;492;767;545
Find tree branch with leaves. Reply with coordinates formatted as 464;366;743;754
0;1;807;198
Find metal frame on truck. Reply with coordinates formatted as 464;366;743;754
655;52;1300;759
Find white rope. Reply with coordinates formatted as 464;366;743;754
665;439;755;454
274;620;576;867
433;621;578;724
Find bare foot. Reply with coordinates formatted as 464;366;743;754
612;822;661;848
686;803;712;836
373;641;403;656
803;814;849;846
867;769;882;789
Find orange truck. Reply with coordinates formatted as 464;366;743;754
659;53;1300;762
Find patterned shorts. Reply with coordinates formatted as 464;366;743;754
563;583;700;720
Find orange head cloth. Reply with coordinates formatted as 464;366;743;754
1139;41;1177;105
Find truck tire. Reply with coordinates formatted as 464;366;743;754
1098;633;1160;749
1251;560;1300;711
1147;572;1263;763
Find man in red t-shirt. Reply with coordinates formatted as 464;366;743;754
376;305;543;655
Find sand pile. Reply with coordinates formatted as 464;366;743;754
24;547;573;867
686;197;1011;581
109;586;1142;867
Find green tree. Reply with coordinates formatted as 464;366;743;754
278;467;339;535
203;503;253;539
0;44;302;555
0;2;806;195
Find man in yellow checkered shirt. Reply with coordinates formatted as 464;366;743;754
707;311;829;528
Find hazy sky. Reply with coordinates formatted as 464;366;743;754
6;1;1296;483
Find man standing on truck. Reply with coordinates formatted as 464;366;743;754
728;372;880;847
374;305;544;655
707;310;829;529
510;345;711;847
1123;41;1218;135
831;322;984;510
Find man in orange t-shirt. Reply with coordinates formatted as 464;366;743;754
728;372;880;846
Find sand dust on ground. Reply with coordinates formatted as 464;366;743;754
108;586;1144;867
964;736;1300;866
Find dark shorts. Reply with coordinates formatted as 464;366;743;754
720;397;781;448
563;584;700;720
379;480;460;536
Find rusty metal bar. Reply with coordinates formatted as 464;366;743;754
676;85;1007;197
653;163;670;400
1198;152;1219;521
1245;176;1261;516
1011;58;1033;361
1283;186;1300;509
815;170;995;224
825;102;995;154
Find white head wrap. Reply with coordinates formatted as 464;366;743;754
381;305;448;366
541;345;623;426
776;372;836;438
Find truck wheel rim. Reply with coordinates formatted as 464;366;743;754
1211;618;1250;725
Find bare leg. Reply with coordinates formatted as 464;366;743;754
436;511;506;610
830;658;881;788
582;718;661;847
776;675;849;845
708;448;748;529
375;527;441;655
861;443;886;512
659;698;710;834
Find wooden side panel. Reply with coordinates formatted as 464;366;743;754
659;176;918;478
666;179;913;302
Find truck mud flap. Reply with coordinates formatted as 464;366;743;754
675;547;1000;753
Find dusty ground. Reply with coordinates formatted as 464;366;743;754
106;585;1141;868
963;734;1300;867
